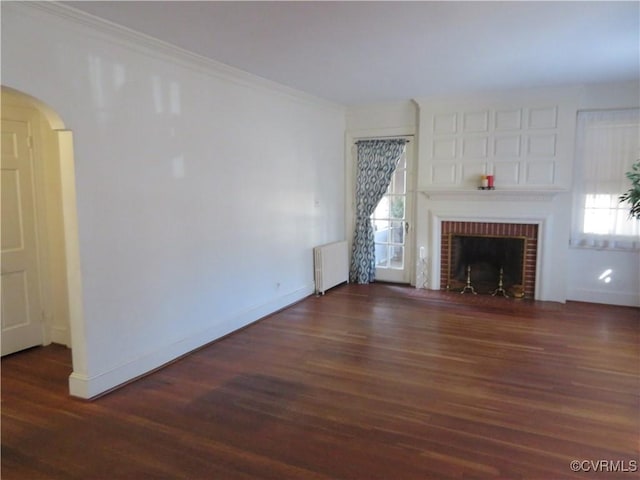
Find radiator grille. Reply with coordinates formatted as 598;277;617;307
313;241;348;295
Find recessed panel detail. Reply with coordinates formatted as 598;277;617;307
433;113;457;134
1;132;18;158
529;107;558;129
493;162;520;185
495;109;522;131
462;137;488;158
528;134;557;156
526;161;555;185
431;164;457;184
1;271;30;329
463;111;489;133
433;139;457;159
461;163;487;186
1;169;24;251
494;136;521;157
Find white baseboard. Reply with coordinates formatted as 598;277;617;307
68;285;313;399
50;325;70;347
567;288;640;307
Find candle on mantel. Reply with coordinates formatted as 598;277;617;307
481;175;488;188
420;246;426;260
487;175;494;188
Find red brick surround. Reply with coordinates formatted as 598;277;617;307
440;221;538;298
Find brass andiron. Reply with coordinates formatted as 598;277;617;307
460;265;477;294
491;267;509;297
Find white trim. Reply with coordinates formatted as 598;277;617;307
69;285;313;399
50;326;70;346
348;127;417;139
420;189;567;202
566;288;639;308
569;244;640;253
9;2;344;113
55;130;88;378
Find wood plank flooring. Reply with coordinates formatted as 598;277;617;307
2;284;639;479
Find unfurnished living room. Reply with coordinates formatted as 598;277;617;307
1;2;638;479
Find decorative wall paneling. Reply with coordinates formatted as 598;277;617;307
417;91;580;191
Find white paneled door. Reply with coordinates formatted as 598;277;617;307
371;140;414;283
1;111;44;355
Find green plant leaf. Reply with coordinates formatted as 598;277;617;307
619;159;640;220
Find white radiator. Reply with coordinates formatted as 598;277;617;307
314;240;349;295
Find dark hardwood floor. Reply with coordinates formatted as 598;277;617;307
2;284;639;479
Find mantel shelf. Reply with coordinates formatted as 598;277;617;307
419;188;568;201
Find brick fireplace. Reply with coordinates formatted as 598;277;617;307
413;89;578;303
440;221;538;298
418;189;569;302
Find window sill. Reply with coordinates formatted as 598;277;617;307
569;243;640;253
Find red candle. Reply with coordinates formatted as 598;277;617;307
486;175;494;188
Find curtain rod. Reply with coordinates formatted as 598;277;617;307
354;136;411;144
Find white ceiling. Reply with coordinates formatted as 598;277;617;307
64;1;640;105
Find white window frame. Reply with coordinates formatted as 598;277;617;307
571;109;640;251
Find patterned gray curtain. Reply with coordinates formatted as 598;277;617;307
350;139;408;284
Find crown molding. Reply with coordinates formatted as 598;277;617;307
413;85;584;109
7;1;345;113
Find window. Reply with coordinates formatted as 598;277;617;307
571;109;640;250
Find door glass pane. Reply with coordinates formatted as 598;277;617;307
390;221;404;244
389;196;404;219
372;197;389;219
388;171;406;195
373;218;389;233
375;245;389;267
390;245;404;269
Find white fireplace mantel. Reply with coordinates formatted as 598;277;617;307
416;187;572;303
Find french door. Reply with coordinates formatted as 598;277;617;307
371;139;413;283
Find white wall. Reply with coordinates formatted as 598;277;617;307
2;3;345;397
567;248;639;307
346;101;418;133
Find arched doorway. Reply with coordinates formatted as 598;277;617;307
1;86;85;390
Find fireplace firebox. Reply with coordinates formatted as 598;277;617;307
448;234;526;296
440;222;538;298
